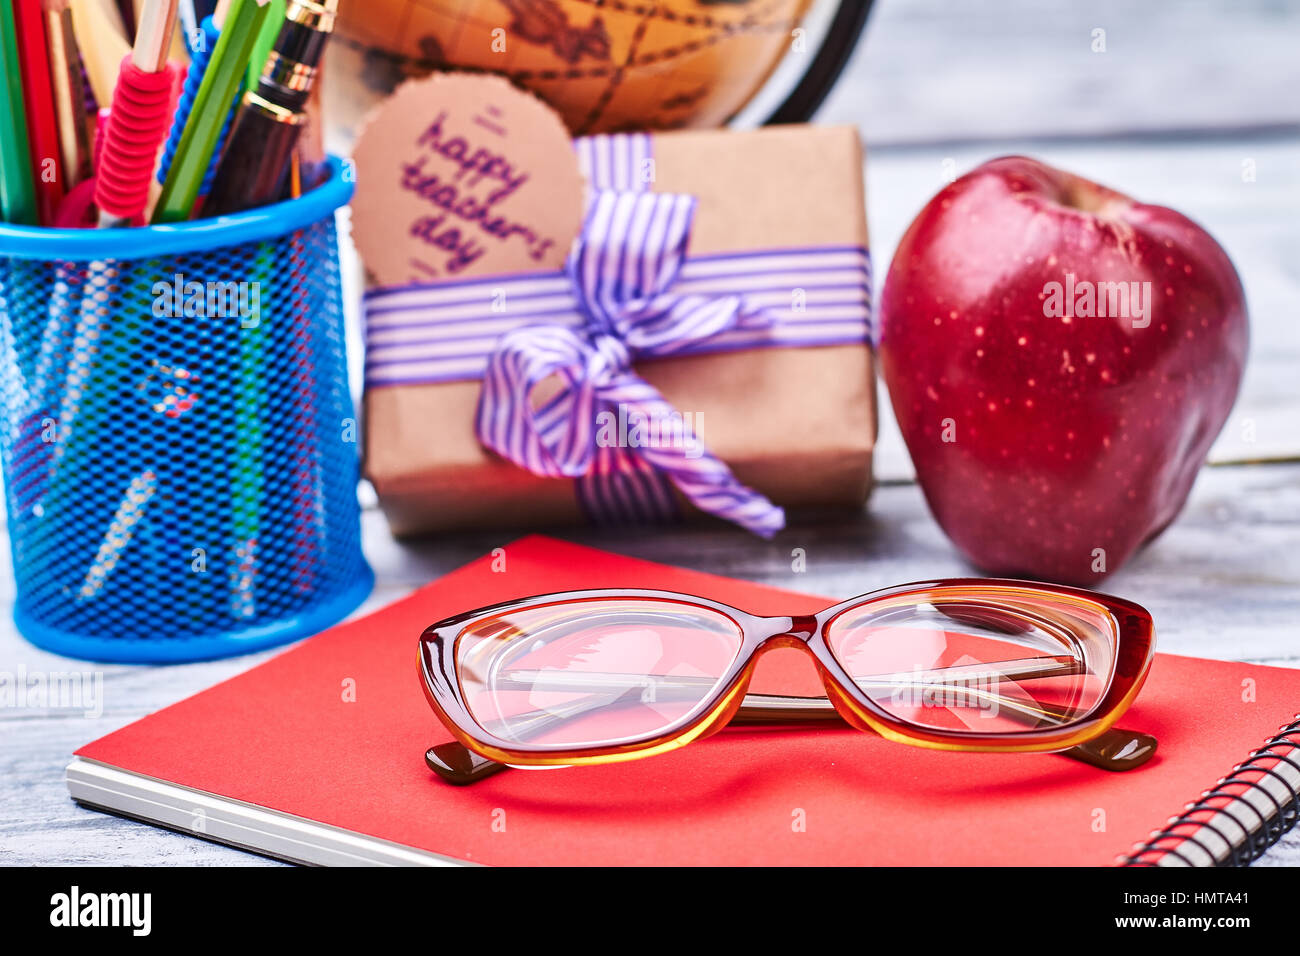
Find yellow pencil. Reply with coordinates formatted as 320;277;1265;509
68;0;131;108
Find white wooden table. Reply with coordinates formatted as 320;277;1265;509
3;0;1298;866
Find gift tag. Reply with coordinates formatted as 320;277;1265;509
351;72;586;287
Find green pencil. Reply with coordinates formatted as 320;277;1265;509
153;0;272;222
0;0;37;224
229;240;271;619
246;0;285;88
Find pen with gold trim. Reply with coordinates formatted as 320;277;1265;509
201;0;333;216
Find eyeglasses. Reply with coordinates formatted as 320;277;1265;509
418;579;1157;785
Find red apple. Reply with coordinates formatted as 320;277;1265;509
879;156;1248;585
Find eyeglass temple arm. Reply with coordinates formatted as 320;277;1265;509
427;657;1156;783
427;694;1155;784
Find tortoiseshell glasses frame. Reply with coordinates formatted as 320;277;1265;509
418;579;1157;785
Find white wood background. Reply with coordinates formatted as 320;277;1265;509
3;0;1298;867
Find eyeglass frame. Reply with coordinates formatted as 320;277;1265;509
418;578;1156;782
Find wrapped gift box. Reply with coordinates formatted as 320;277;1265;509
362;124;876;535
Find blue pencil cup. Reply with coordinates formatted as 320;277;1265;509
0;158;373;662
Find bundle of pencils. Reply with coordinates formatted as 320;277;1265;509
0;0;333;229
1;0;340;619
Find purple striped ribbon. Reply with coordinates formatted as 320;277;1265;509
363;133;873;536
365;245;873;387
575;132;655;192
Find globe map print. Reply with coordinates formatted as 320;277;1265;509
335;0;813;133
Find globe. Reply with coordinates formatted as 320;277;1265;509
331;0;817;135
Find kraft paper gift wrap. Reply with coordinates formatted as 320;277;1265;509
355;102;876;535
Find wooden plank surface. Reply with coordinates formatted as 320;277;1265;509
3;0;1298;868
2;461;1297;866
822;0;1300;145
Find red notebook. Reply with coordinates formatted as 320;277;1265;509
70;536;1300;866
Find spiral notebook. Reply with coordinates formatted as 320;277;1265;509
67;536;1300;866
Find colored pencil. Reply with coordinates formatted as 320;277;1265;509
229;244;269;618
13;0;64;224
67;0;130;108
283;159;321;596
129;0;175;72
0;0;38;223
47;0;177;570
244;0;280;85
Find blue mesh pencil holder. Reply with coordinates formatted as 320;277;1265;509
0;157;372;662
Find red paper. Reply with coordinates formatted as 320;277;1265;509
77;536;1300;865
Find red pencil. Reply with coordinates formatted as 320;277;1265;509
12;0;64;226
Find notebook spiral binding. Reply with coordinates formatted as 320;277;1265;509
1122;713;1300;866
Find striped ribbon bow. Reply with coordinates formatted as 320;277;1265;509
475;189;786;537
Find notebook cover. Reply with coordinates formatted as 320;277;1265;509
75;535;1300;866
